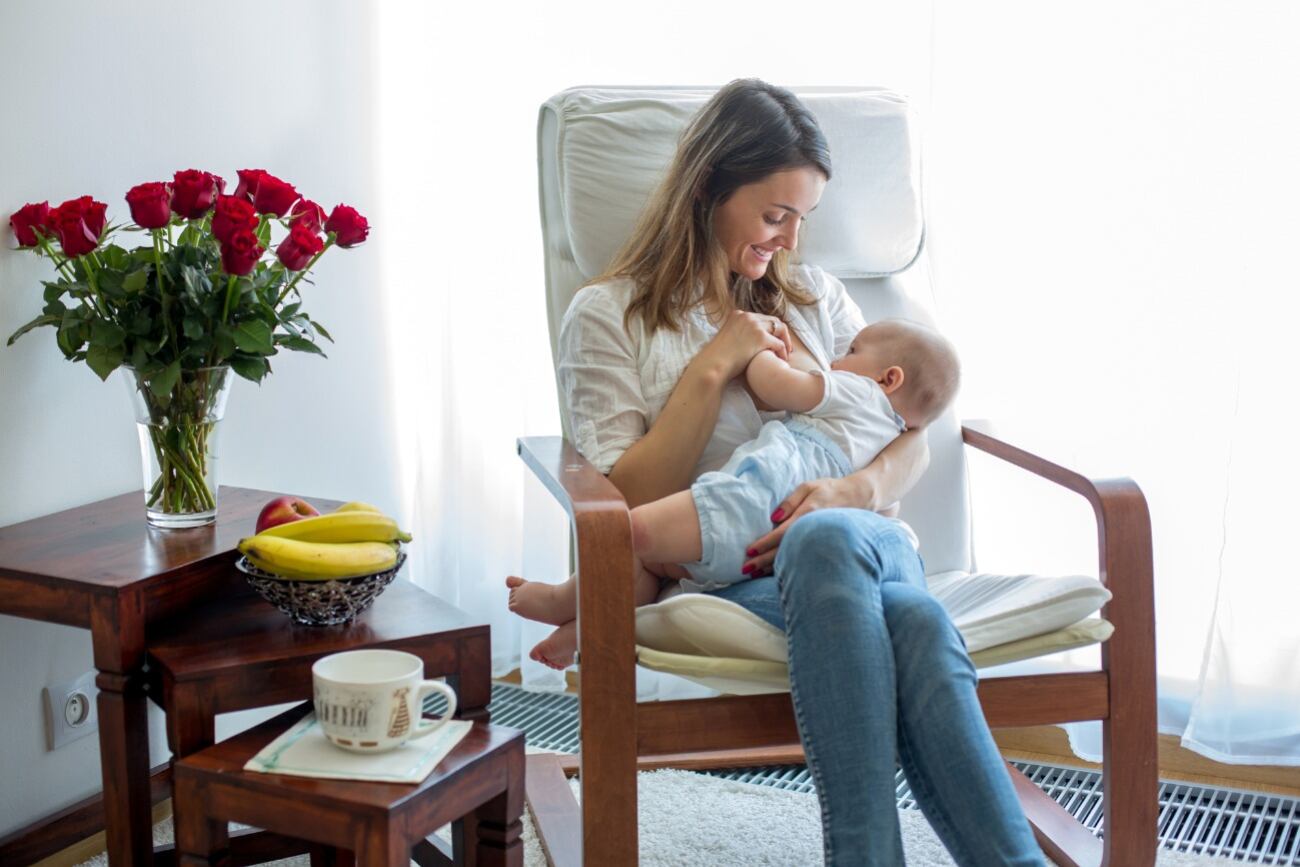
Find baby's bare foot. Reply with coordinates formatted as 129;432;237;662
506;575;576;626
529;620;577;670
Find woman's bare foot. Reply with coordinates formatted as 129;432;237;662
529;620;577;669
505;575;577;626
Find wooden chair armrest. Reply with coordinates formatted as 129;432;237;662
516;436;629;520
516;436;638;820
960;420;1155;743
959;420;1153;602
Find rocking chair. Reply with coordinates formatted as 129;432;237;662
519;85;1156;867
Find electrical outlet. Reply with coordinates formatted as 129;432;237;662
43;670;99;750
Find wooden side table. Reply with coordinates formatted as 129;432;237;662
173;703;524;867
148;580;491;860
0;487;489;866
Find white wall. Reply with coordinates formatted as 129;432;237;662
0;2;400;835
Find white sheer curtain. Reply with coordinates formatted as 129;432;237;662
927;0;1300;764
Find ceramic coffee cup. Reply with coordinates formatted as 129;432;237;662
312;649;458;753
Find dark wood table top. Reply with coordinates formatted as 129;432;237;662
148;580;486;681
0;486;343;627
177;701;523;812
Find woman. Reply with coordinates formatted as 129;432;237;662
532;79;1043;865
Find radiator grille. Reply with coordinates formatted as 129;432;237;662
477;683;1300;863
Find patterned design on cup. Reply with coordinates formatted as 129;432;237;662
314;687;376;734
387;686;411;738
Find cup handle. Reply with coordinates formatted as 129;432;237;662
409;680;458;740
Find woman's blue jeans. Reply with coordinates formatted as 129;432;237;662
706;509;1043;866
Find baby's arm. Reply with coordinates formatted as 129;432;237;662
744;350;825;413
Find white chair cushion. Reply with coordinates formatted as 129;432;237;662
635;618;1115;696
546;86;923;281
635;571;1111;662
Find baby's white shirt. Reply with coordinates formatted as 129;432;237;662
803;369;907;471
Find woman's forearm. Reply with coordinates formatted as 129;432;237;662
844;428;930;511
607;359;728;508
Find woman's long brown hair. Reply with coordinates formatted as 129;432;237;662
587;79;833;335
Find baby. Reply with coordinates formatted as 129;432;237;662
508;318;961;668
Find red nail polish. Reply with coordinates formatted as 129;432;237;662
746;547;758;557
742;564;754;575
771;509;785;522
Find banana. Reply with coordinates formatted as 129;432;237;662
334;501;383;514
257;511;413;544
239;536;399;581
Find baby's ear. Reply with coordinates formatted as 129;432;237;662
878;365;906;393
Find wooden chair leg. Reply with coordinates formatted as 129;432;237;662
1006;762;1101;867
1100;694;1158;866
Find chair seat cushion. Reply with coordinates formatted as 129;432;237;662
636;570;1111;663
635;618;1114;696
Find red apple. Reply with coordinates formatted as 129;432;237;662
255;496;320;533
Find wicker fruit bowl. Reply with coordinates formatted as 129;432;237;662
236;550;407;626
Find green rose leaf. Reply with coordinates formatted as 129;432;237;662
182;314;206;340
212;325;237;359
128;311;153;336
123;268;149;293
148;359;182;398
85;343;126;381
43;281;66;303
278;335;326;356
233;319;274;354
6;313;61;346
230;353;270;383
95;270;126;300
309;320;333;342
90;320;127;348
101;245;129;270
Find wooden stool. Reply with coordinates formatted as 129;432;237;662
147;580;492;862
173;702;524;866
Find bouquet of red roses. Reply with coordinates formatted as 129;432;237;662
8;168;368;383
6;169;370;525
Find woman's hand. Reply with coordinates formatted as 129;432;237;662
693;308;793;382
741;476;860;577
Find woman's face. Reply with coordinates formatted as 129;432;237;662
712;166;827;281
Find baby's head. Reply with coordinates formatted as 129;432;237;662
831;320;960;430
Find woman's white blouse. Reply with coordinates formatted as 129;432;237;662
557;264;868;480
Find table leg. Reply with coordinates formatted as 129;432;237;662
167;683;228;861
457;632;492;723
472;742;524;867
92;592;154;866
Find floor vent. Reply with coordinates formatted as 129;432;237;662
479;683;1300;864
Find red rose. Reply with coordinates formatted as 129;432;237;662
211;195;259;244
9;201;51;247
233;169;299;216
275;222;325;271
232;169;265;202
324;204;369;247
125;182;172;229
220;228;263;276
290;199;326;233
171;169;222;219
50;196;107;257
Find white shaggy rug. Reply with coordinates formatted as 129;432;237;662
78;768;1236;866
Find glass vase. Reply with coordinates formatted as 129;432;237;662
124;366;234;529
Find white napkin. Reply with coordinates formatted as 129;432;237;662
244;712;473;784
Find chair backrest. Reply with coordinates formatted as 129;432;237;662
537;85;972;575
